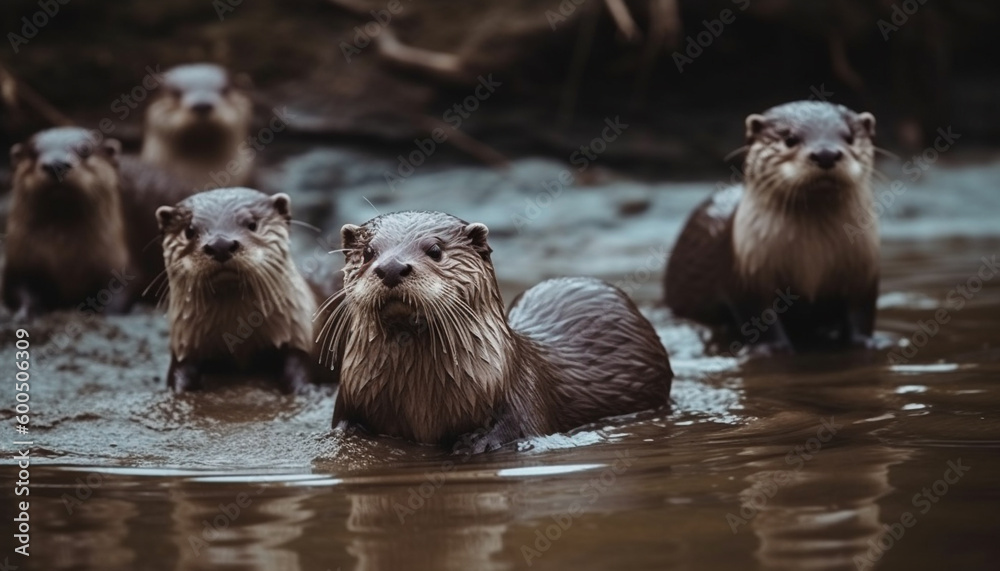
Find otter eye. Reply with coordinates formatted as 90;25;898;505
844;133;855;145
184;226;196;240
426;244;442;261
246;220;257;232
784;135;801;148
362;246;375;263
77;146;92;159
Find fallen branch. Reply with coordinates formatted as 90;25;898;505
416;115;509;169
0;61;73;127
604;0;642;42
376;27;469;84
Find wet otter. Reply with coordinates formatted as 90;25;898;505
142;63;253;190
320;211;673;452
156;187;317;393
2;128;130;319
664;101;879;350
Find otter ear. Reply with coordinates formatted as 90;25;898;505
102;139;121;163
464;222;492;259
156;206;177;231
858;112;876;138
10;143;25;164
341;224;362;251
745;114;766;142
271;193;292;219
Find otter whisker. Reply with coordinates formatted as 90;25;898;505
141;235;164;254
290;219;321;233
874;146;900;161
724;145;749;162
362;196;382;216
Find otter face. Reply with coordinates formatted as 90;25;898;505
11;127;121;202
156;188;292;296
145;63;252;157
744;101;876;202
339;211;497;330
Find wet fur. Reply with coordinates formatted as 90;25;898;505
158;187;316;392
664;101;880;349
322;211;673;451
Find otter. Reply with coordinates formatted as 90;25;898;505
319;211;673;452
664;101;879;351
156;187;318;393
2;128;130;319
142;63;254;190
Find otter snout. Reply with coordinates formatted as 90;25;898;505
190;101;215;117
808;147;844;170
40;158;72;180
203;235;240;263
374;259;412;288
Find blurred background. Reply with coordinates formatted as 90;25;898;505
2;0;999;176
2;3;1000;571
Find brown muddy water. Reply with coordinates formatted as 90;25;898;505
1;150;999;571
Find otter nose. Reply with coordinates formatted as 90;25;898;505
374;259;412;288
809;148;843;170
203;236;240;263
40;159;71;180
191;102;215;117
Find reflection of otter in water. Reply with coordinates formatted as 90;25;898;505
346;488;511;571
156;188;318;393
142;63;254;190
321;210;673;451
665;101;880;351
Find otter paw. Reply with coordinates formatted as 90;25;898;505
279;350;312;394
167;360;203;393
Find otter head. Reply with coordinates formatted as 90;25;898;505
327;211;509;443
744;101;876;208
156;188;314;361
156;188;294;299
144;63;252;162
10;127;122;213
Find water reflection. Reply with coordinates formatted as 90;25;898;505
169;484;314;571
44;497;139;570
736;446;913;570
344;486;514;571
